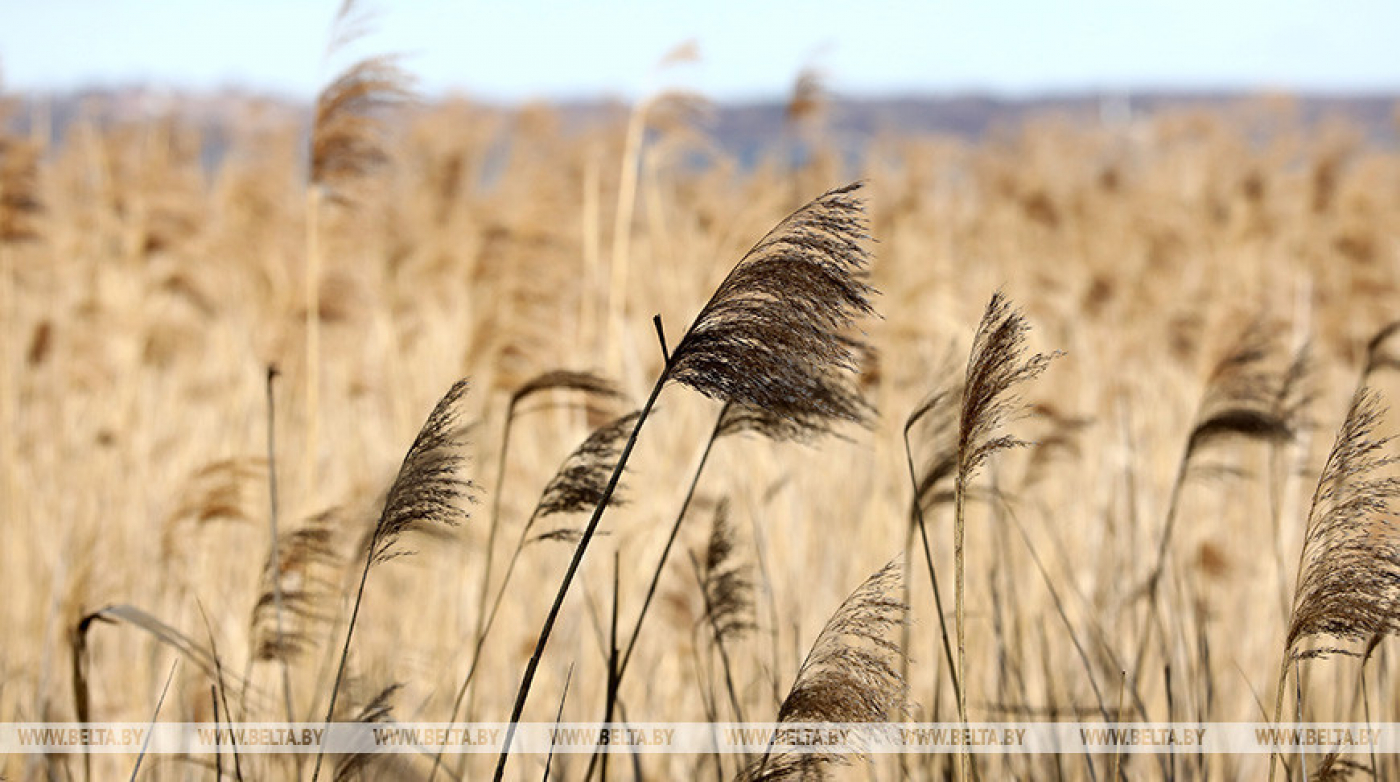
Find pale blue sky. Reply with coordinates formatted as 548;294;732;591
2;1;1398;101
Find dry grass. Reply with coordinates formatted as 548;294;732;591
2;89;1400;781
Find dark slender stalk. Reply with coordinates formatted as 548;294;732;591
198;602;244;782
494;368;669;780
542;663;574;782
310;533;378;782
622;411;721;680
901;425;961;709
599;553;621;782
129;659;178;782
583;406;724;782
211;684;223;781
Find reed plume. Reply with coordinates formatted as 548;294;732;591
668;182;874;426
953;292;1055;778
494;182;877;780
310;56;413;202
698;499;756;645
740;560;906;782
303;1;414;501
250;509;342;663
312;380;474;782
1285;390;1400;653
1150;322;1302;581
533;411;641;518
693;500;755;724
1268;387;1400;780
0;116;42;243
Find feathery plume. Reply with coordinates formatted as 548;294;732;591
314;380;474;782
698;500;755;645
495;183;878;780
1269;388;1400;781
369;380;475;563
668;181;875;427
251;509;343;662
741;561;906;782
1286;388;1400;654
532;411;641;519
958;292;1058;487
952;292;1055;778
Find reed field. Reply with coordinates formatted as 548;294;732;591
3;45;1400;781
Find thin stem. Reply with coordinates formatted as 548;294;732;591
265;366;296;726
1268;653;1290;782
1131;457;1190;695
621;410;721;679
494;369;670;781
901;426;962;711
130;659;178;782
429;403;518;782
599;553;621;782
584;406;723;782
953;470;970;782
309;529;379;782
541;663;575;782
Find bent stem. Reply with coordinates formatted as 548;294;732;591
1268;654;1291;782
309;527;379;782
583;406;725;782
901;424;961;711
493;363;670;781
953;470;970;782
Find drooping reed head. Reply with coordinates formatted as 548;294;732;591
251;509;343;662
508;370;622;413
1185;321;1308;459
668;181;876;429
740;560;906;781
531;411;641;520
958;292;1057;488
311;1;412;202
310;56;413;201
369;380;475;565
1286;387;1400;656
